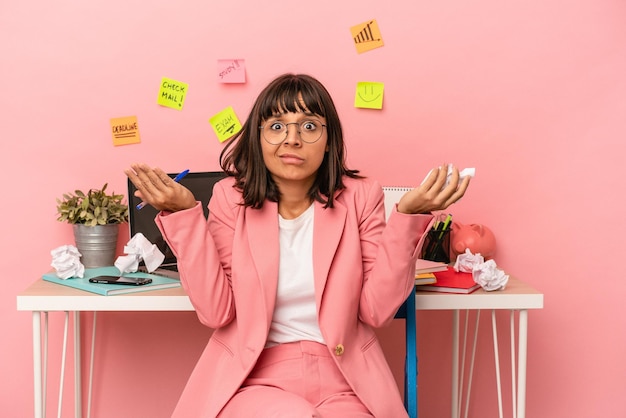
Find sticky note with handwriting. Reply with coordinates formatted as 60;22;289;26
355;82;384;109
217;59;246;83
350;19;384;54
209;106;242;142
157;77;188;110
110;116;140;146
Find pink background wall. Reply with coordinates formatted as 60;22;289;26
2;0;625;416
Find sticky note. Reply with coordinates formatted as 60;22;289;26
217;59;246;83
157;77;188;110
350;19;384;54
209;106;242;142
355;82;384;109
110;116;140;146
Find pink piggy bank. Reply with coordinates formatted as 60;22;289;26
451;222;497;259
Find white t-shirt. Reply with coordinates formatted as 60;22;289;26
266;204;325;347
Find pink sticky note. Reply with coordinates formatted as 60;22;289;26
217;59;246;83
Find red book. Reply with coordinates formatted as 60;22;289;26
418;267;481;294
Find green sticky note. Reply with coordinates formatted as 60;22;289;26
355;82;384;109
157;77;188;110
209;106;242;142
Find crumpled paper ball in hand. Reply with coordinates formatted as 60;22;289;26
454;248;509;291
51;245;85;279
114;233;165;274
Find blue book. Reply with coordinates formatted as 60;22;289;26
42;266;181;296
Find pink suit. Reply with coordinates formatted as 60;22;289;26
156;176;432;417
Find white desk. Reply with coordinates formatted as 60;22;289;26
415;278;543;418
17;277;543;418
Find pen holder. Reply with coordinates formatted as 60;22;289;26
421;228;451;263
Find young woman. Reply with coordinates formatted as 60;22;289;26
126;73;470;417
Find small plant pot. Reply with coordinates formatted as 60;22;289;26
73;224;120;268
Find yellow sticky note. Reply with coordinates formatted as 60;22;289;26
209;106;242;142
110;116;140;146
355;82;384;109
350;19;384;54
157;77;188;110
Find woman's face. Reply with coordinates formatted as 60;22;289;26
260;109;328;193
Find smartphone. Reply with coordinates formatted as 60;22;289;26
88;276;153;286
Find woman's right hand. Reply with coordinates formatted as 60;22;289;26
125;163;197;212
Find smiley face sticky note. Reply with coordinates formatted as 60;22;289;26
217;59;246;83
110;116;140;146
355;82;384;109
350;19;384;54
157;77;188;110
209;106;242;142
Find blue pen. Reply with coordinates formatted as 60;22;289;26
136;169;190;210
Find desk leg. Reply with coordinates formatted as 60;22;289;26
33;312;43;418
491;310;504;418
517;310;528;418
73;311;82;418
451;310;459;418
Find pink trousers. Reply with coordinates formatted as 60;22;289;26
217;341;374;418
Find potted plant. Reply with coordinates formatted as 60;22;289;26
56;184;129;268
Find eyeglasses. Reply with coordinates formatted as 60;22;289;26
259;120;326;145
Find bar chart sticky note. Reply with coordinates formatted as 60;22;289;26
350;19;384;54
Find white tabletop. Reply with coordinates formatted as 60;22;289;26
414;277;543;310
17;277;542;313
17;279;194;311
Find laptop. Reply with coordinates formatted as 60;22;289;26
127;171;227;278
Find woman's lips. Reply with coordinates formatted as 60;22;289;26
279;154;304;164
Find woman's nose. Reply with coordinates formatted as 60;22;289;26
283;123;302;144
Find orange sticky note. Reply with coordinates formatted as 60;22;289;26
350;19;384;54
209;106;242;142
157;77;188;110
110;116;141;146
355;82;384;109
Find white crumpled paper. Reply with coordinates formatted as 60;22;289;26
114;233;165;274
454;248;484;273
472;259;509;291
454;248;509;291
51;245;85;279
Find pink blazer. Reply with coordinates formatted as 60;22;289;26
156;176;433;418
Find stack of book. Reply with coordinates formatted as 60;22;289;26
417;266;481;294
414;259;448;285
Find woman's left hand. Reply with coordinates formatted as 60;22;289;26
397;164;471;214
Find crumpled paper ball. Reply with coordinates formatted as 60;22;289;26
51;245;85;279
454;248;484;273
472;259;509;291
453;248;509;291
114;233;165;274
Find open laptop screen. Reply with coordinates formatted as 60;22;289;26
127;171;227;270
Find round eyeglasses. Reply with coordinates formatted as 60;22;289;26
259;120;326;145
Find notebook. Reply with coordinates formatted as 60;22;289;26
43;267;181;296
127;171;227;278
382;186;412;220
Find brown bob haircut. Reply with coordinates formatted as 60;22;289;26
219;73;361;209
